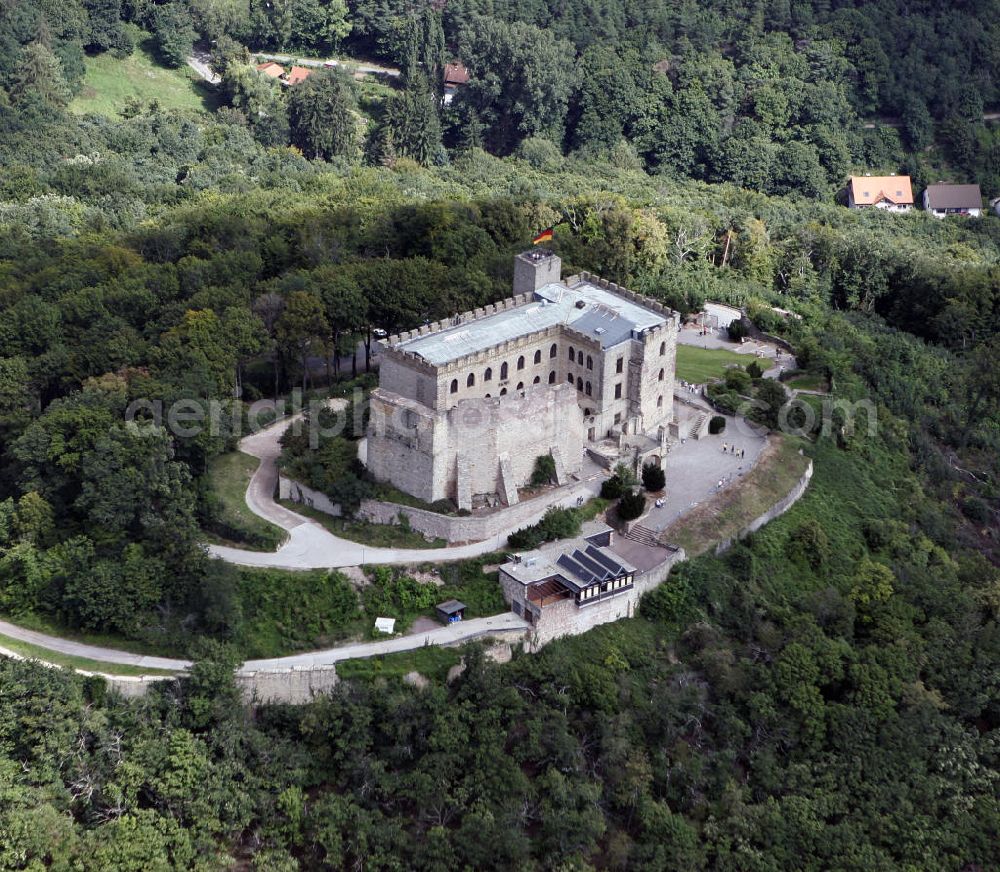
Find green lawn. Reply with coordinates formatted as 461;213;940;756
675;344;752;383
206;452;286;551
0;632;181;677
71;35;219;117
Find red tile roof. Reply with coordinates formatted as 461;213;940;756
285;65;311;85
444;62;470;86
256;62;285;79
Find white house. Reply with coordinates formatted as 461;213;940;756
847;175;913;212
923;184;983;218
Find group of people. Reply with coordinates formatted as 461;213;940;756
679;380;700;394
722;442;746;459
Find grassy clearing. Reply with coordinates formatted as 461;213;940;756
71;34;219;117
0;632;180;677
336;645;462;683
206;452;286;551
786;372;829;392
675;345;752;383
234;567;365;658
664;435;811;556
277;499;447;548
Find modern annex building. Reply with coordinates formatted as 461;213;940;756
366;251;680;511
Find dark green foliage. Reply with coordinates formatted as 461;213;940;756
708;415;726;435
746;360;764;379
727;317;748;340
288;68;358;160
508;506;582;549
152;3;197;68
530;453;556;487
617;489;646;521
641;462;665;492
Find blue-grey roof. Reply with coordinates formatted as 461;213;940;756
395;279;667;365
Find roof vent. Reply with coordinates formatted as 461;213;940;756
575;300;587;309
595;327;606;335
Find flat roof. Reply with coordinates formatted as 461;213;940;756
394;280;668;366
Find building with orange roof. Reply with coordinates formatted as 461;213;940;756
256;61;285;79
284;65;312;86
847;175;914;213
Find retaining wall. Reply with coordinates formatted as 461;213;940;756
357;479;596;544
235;665;340;704
278;475;342;516
714;459;813;555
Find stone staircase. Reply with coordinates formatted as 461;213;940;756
686;412;710;440
625;524;662;548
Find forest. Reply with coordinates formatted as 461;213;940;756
0;0;999;869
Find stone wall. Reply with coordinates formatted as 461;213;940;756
278;475;342;516
714;459;813;555
367;382;585;508
357;477;597;544
235;665;340;705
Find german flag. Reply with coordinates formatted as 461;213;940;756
532;227;554;245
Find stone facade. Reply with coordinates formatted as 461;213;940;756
366;252;681;510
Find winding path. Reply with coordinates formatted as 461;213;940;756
207;412;598;570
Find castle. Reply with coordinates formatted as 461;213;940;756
366;251;680;511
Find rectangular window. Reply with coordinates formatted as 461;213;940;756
614;412;621;425
616;357;623;373
614;382;622;399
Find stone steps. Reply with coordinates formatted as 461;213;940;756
687;412;709;440
625;524;662;548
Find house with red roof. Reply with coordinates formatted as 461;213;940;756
255;61;285;80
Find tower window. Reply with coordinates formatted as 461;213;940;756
534;350;541;364
616;357;624;374
586;355;593;370
517;355;525;370
576;377;583;391
657;395;663;407
533;375;540;384
467;373;475;387
450;379;458;394
500;361;508;380
568;347;575;362
550;343;557;358
614;383;622;399
484;367;492;381
658;368;664;381
549;371;556;384
659;341;666;356
585;381;592;396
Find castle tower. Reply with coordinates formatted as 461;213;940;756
513;249;562;294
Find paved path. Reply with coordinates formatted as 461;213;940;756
186;50;220;84
0;614;529;676
241;614;528;671
206;412;601;569
0;620;192;671
253;52;400;78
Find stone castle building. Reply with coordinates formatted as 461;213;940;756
366;250;680;511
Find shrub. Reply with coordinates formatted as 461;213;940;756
746;360;764;379
530;454;557;487
727;318;748;340
617;490;646;521
641;462;666;492
724;368;752;393
709;415;726;434
508;506;582;549
600;463;636;499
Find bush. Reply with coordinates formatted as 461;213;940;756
709;415;726;434
530;454;557;487
600;463;636;499
746;360;764;379
508;506;582;549
724;368;752;393
642;462;666;492
727;318;749;340
617;490;646;521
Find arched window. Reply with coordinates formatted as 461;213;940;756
450;379;458;394
659;341;666;356
586;355;593;370
568;347;575;362
658;368;664;381
576;377;583;391
549;371;556;384
484;367;492;382
550;343;557;358
567;373;574;384
485;393;491;398
585;381;592;396
516;382;524;390
534;349;541;364
467;373;475;388
500;387;507;396
500;361;508;380
657;395;663;408
517;355;525;370
533;375;540;384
